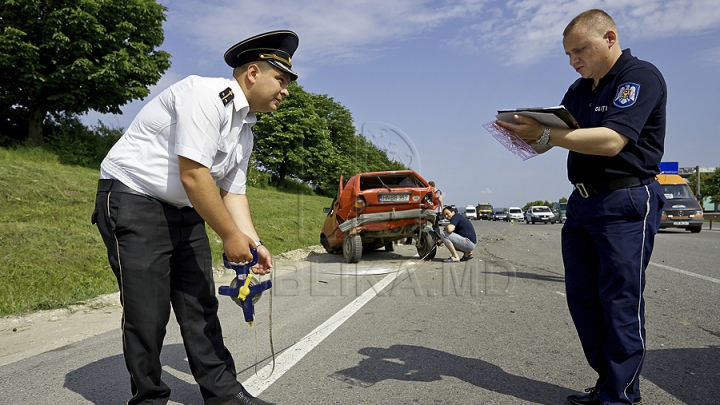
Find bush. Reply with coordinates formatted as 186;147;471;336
43;113;122;169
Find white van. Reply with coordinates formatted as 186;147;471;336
464;205;477;220
508;207;524;221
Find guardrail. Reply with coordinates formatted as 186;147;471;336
705;212;720;230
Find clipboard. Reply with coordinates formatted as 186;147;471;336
496;105;579;129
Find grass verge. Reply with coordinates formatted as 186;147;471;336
0;146;332;317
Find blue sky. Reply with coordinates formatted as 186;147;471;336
84;0;720;209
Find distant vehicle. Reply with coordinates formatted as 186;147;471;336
320;170;438;263
525;206;556;224
507;207;524;221
552;202;567;223
476;203;493;220
658;174;704;233
493;210;508;221
464;205;477;220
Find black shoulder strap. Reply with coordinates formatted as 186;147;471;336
219;87;234;106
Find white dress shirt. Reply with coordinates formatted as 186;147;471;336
101;75;256;207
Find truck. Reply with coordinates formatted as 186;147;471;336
475;203;493;220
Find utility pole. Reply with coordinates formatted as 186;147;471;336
695;166;702;200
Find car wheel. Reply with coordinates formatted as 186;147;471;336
385;241;394;251
416;231;437;260
689;226;702;233
343;233;363;263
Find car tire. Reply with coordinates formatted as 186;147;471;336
689;226;702;233
343;233;363;263
416;231;437;260
385;241;394;251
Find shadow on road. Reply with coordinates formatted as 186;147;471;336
642;345;720;404
331;344;720;404
64;343;200;405
330;344;574;404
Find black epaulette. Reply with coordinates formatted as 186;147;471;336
219;87;234;106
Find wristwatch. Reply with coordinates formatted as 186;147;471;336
534;126;551;146
254;240;263;247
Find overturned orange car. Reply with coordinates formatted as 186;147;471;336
320;170;439;263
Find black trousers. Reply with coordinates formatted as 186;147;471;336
94;190;243;404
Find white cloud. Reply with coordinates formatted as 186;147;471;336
164;0;488;64
159;0;720;69
457;0;720;65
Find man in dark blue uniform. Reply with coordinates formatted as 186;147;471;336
496;9;666;405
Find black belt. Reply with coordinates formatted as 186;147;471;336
574;177;652;198
97;179;146;196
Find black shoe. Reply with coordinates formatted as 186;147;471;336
568;388;642;405
207;387;275;405
567;388;600;405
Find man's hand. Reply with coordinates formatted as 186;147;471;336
251;245;273;275
222;232;256;264
495;114;544;144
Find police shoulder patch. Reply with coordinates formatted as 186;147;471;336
613;82;640;108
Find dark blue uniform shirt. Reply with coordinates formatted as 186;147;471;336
450;214;477;244
561;49;667;184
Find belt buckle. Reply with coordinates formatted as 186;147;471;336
576;183;589;198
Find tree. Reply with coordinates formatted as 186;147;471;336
0;0;171;145
252;82;336;189
523;200;552;210
253;82;406;196
689;168;720;209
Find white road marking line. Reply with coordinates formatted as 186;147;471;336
649;262;720;284
242;270;402;395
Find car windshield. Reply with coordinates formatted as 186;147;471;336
662;184;694;200
359;174;424;190
509;209;521;213
534;207;551;212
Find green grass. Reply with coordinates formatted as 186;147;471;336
0;146;332;317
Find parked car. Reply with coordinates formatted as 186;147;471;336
525;206;556;224
507;207;524;222
320;170;438;263
552;202;567;223
493;210;508;221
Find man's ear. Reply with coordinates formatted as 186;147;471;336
604;30;618;48
245;63;261;85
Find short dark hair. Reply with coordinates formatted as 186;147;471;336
563;9;617;38
442;206;456;214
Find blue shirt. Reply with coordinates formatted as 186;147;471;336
450;214;477;244
560;49;667;184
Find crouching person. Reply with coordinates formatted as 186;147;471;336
439;206;477;262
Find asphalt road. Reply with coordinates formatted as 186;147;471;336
1;220;718;404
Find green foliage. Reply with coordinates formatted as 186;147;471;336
43;114;122;169
688;168;720;205
522;200;553;210
253;82;407;197
0;146;332;317
0;0;171;144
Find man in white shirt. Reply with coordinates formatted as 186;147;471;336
93;30;298;405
